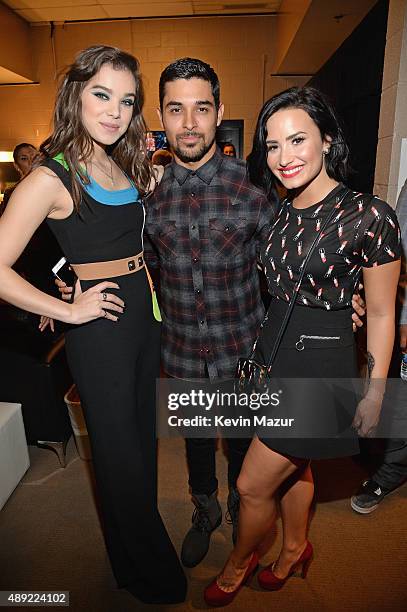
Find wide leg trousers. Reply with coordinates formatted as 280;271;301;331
65;271;186;604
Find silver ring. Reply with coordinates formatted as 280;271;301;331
102;292;107;301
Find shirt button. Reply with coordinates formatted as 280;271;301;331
225;226;230;232
205;348;210;354
200;348;204;353
196;289;201;294
193;257;198;263
191;224;196;230
200;320;205;325
191;192;195;197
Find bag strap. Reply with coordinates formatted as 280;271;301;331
262;186;349;370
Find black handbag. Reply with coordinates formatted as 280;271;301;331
236;187;349;393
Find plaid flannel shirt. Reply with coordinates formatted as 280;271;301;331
144;149;275;380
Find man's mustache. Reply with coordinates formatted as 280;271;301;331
177;132;203;139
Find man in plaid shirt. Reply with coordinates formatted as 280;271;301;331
145;58;275;567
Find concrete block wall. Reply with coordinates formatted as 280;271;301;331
0;16;276;157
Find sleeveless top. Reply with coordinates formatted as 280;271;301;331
41;156;162;322
42;157;145;265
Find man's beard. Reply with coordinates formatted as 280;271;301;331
172;132;216;163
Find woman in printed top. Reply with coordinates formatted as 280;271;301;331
204;87;401;606
0;45;186;604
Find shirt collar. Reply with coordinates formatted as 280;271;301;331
170;148;224;185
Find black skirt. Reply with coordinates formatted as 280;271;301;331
254;298;360;459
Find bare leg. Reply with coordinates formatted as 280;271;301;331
216;437;305;591
272;463;314;578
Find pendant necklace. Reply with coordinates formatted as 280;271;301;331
91;157;115;187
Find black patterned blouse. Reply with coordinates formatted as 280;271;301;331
261;184;401;310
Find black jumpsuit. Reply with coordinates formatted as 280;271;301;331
43;159;186;604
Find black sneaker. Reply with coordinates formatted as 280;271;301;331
351;479;390;514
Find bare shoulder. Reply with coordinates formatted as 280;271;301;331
28;165;66;190
10;166;63;196
12;166;73;218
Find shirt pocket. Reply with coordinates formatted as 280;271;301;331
148;220;178;259
209;217;248;257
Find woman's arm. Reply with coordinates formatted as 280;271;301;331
353;259;401;436
0;168;124;324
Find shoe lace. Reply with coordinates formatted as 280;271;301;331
225;496;240;525
362;479;383;496
192;507;212;533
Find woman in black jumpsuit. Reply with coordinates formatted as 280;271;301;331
0;46;186;604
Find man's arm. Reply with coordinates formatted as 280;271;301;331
143;231;160;269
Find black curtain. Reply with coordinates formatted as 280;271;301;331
308;0;389;193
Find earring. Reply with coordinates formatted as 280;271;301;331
323;149;329;155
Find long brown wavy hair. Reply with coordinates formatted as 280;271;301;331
39;45;152;208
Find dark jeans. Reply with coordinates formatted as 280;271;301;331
184;364;251;495
373;439;407;490
366;345;407;491
185;437;251;495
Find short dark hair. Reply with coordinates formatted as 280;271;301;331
159;57;220;110
247;86;349;201
13;143;36;162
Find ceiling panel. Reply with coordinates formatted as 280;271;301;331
104;3;195;19
4;0;98;8
2;0;283;22
14;6;110;22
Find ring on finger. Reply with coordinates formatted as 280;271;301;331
103;310;108;318
102;292;108;301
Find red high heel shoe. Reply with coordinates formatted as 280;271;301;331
258;541;313;591
204;552;259;607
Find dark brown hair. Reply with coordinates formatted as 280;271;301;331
247;86;349;203
13;143;36;163
39;45;152;208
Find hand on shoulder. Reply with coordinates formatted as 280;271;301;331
147;165;165;194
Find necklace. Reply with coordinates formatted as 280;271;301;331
91;157;115;187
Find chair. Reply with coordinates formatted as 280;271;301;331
0;305;73;467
